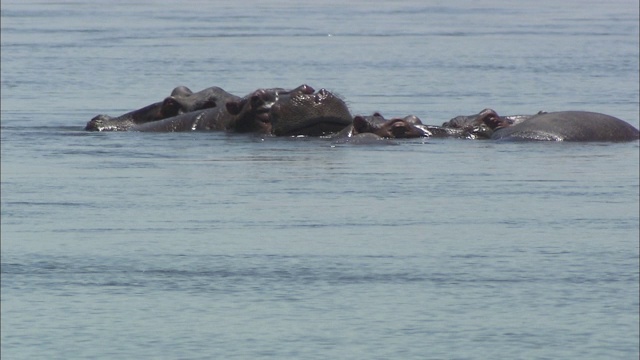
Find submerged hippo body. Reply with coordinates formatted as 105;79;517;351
86;104;166;132
130;107;227;132
484;110;640;142
85;86;237;131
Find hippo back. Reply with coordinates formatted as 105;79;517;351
491;111;640;142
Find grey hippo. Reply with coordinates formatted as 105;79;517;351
332;112;431;141
131;84;317;133
440;108;541;139
85;86;238;131
269;88;353;136
474;109;639;141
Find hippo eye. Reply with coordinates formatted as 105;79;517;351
202;99;218;109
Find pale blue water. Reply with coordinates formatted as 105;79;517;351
1;1;639;359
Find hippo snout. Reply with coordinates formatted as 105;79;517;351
85;114;112;131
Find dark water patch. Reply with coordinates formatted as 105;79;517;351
4;200;95;207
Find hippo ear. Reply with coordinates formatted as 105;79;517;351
201;98;218;109
250;94;264;108
170;86;192;96
353;116;370;133
295;84;315;94
226;100;243;115
185;97;218;112
403;115;423;125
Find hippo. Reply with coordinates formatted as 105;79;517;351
131;85;316;133
439;108;543;139
477;109;640;142
443;109;537;129
332;112;432;140
269;88;353;136
229;84;315;133
85;86;238;131
130;107;225;132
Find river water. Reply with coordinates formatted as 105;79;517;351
1;1;639;359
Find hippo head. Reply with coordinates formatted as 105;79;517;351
353;113;431;138
225;89;277;133
269;88;353;136
84;114;114;131
159;86;231;119
441;108;506;139
223;84;317;133
476;108;512;130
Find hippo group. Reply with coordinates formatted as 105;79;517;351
85;84;640;143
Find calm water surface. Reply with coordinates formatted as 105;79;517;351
1;1;639;359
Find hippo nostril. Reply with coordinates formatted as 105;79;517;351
250;92;266;107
